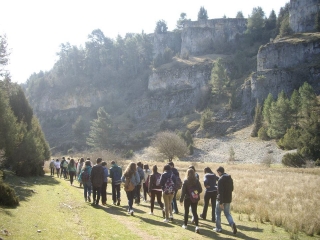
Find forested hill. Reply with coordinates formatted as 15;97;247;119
22;1;320;161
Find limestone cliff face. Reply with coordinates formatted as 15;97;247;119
29;87;105;112
152;32;181;58
290;0;320;33
181;19;247;56
242;33;320;114
257;34;320;71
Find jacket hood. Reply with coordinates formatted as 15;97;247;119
205;173;216;179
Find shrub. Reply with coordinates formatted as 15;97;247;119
0;182;19;206
258;126;269;140
188;144;194;155
282;153;305;167
200;109;213;130
315;159;320;166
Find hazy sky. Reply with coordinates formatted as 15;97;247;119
1;0;289;84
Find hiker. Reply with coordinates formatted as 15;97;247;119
49;159;55;176
77;157;85;187
66;157;71;179
90;158;104;205
147;165;164;217
79;160;92;202
189;165;199;224
54;159;60;178
160;164;177;223
101;161;109;205
68;158;77;186
60;157;68;179
200;167;219;222
180;168;202;233
143;164;151;202
121;162;140;216
214;166;237;234
110;160;122;205
168;162;180;214
135;162;144;205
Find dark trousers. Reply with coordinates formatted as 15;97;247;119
61;167;67;178
143;183;148;200
171;190;179;213
56;168;60;177
92;186;102;204
101;182;107;204
184;198;199;226
135;184;142;203
69;171;76;185
202;191;217;221
112;183;121;202
50;167;55;176
126;190;135;210
150;190;164;212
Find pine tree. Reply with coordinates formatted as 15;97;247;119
86;107;113;149
299;82;317;118
290;89;300;127
198;6;208;20
262;93;274;125
210;58;229;98
251;100;263;137
267;91;291;139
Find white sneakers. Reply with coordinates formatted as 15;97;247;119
182;224;187;229
149;212;154;215
130;210;134;216
163;219;169;223
195;226;200;234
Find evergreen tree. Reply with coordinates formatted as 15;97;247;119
236;11;244;18
265;10;277;30
279;14;293;37
262;93;274;125
299;82;317;118
267;91;291;139
247;7;265;35
198;6;208;20
290;89;300;126
155;20;168;34
251;100;263;137
86;107;113;149
176;13;190;30
278;126;300;150
210;58;229;98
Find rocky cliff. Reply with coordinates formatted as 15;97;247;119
290;0;320;33
181;18;247;56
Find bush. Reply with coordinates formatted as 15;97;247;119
282;153;305;167
0;182;19;206
188;144;194;155
315;159;320;167
258;126;269;140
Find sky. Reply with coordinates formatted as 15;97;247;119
0;0;289;84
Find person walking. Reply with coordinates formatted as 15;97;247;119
180;168;202;234
121;162;140;216
200;167;219;222
168;162;180;214
143;164;151;202
54;159;60;178
214;166;237;234
135;162;144;205
79;160;92;202
101;161;109;205
90;158;104;205
49;159;55;176
77;158;85;187
160;164;176;223
68;158;77;186
147;165;164;217
60;157;68;179
110;160;122;206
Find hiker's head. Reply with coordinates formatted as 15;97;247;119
137;162;143;168
143;164;149;170
216;166;225;176
152;165;158;174
189;165;196;172
85;160;91;166
163;164;171;172
96;158;102;164
168;162;174;168
128;162;136;172
80;157;85;163
111;160;115;165
204;167;213;174
101;161;107;167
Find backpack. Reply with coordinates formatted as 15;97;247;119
188;184;200;203
81;168;90;182
124;177;135;191
113;167;121;184
163;174;175;195
175;176;182;190
155;173;161;186
62;161;68;168
50;161;55;168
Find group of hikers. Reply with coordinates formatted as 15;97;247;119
49;157;237;235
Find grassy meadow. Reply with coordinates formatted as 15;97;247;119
0;158;320;239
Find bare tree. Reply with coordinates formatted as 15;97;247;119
151;131;189;162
